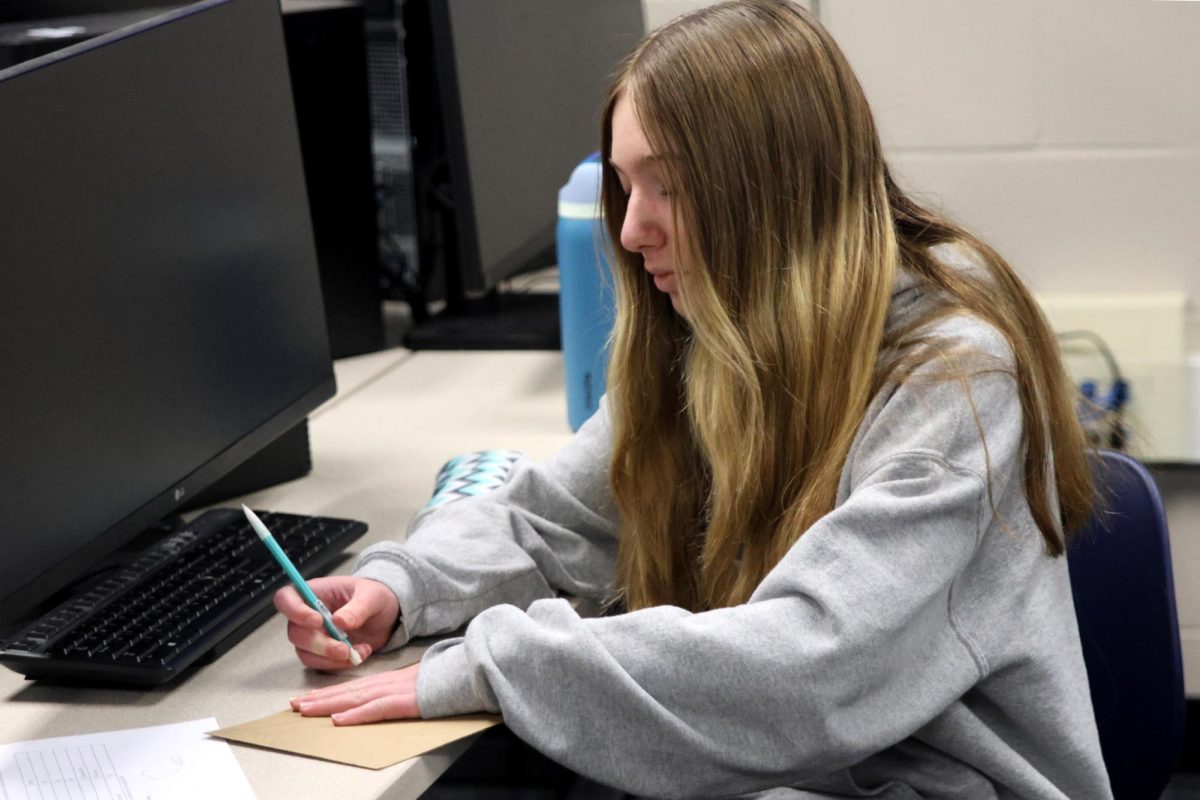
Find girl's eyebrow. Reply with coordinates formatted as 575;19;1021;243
608;154;676;175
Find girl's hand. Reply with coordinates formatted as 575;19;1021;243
291;663;421;724
273;576;400;670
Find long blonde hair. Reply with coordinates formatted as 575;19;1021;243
600;0;1093;612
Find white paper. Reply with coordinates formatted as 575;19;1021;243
0;718;255;800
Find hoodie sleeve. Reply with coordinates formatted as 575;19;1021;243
354;398;619;649
414;326;1026;799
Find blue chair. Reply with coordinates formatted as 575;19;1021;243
1067;450;1186;800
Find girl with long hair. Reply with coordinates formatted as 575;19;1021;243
276;2;1111;796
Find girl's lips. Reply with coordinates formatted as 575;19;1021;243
651;271;677;293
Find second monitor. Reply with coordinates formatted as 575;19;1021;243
400;0;644;349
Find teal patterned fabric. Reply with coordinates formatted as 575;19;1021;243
425;450;524;509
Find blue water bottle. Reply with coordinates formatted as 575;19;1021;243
557;154;615;431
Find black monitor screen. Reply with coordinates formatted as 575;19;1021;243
0;0;335;629
424;0;643;295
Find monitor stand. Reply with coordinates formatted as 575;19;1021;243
402;290;561;350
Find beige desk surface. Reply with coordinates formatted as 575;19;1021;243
0;348;575;800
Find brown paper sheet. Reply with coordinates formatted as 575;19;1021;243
208;710;502;770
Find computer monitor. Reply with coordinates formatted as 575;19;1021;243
0;1;387;361
399;0;644;349
0;0;336;631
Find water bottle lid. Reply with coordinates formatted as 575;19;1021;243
559;153;603;219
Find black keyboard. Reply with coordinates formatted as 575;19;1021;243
0;507;367;685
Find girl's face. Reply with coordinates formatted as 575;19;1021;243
609;94;687;315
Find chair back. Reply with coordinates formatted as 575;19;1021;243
1067;449;1185;800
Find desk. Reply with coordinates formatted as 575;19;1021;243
0;348;575;799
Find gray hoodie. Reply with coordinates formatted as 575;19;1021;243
355;264;1112;800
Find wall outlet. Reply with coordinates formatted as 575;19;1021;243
1036;292;1195;463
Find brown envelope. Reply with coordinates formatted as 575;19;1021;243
208;710;502;770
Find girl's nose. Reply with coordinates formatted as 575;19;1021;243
620;193;662;254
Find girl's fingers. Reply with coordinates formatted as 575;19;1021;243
289;665;421;723
285;621;372;668
295;648;356;672
332;580;399;632
286;621;342;659
295;682;388;716
292;641;370;672
292;669;411;709
332;693;419;725
273;587;323;627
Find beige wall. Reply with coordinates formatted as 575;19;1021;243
827;1;1200;333
641;0;1200;694
645;0;1200;331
